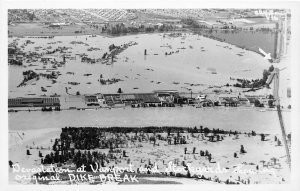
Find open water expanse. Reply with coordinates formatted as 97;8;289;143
194;29;278;57
9;32;271;97
8;107;290;134
8;32;288;135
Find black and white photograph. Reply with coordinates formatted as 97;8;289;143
1;0;300;190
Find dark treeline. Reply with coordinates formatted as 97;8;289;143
181;18;209;29
17;70;39;87
38;125;260;183
42;149;111;172
9;59;23;66
233;65;275;88
103;23;180;36
59;126;245;135
18;70;59;87
43;126;248;154
40;126;253;169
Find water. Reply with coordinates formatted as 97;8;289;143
8;33;289;136
194;29;277;58
8;33;270;98
8;107;290;134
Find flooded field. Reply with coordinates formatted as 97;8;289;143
8;32;287;133
8;107;290;134
8;32;271;98
8;32;289;135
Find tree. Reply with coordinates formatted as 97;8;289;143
145;27;154;32
254;99;260;107
117;88;123;93
268;65;274;72
268;100;274;108
9;160;13;168
109;44;116;51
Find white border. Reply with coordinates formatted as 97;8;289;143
1;1;300;191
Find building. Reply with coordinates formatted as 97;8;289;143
49;22;68;27
119;94;139;105
153;90;179;96
134;93;161;106
85;93;164;107
218;95;239;106
8;97;60;108
103;94;125;107
85;94;105;106
238;97;251;106
195;94;207;102
85;95;100;106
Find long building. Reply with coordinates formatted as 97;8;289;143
84;92;164;107
8;97;60;107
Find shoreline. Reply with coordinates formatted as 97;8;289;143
9;29;190;39
8;104;291;113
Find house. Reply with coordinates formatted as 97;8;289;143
218;95;239;107
195;94;207;102
85;95;99;106
49;22;68;27
238;97;251;106
103;94;126;107
85;94;105;107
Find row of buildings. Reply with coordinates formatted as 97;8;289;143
8;90;275;109
85;90;178;107
84;90;272;108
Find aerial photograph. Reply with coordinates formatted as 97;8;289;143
7;8;292;185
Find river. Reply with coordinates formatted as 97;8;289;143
8;107;290;134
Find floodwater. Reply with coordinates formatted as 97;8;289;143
194;29;277;58
8;107;290;134
8;33;288;135
8;32;271;97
